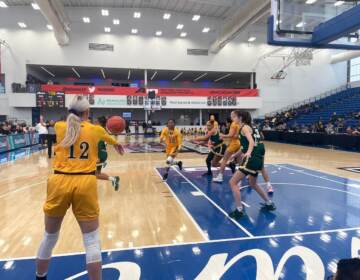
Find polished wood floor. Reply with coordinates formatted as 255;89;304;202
0;138;359;259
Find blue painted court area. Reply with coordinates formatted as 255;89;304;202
1;164;359;279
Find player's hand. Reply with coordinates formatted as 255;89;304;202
243;151;251;159
114;143;125;155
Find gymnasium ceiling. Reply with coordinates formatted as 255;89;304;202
2;0;246;19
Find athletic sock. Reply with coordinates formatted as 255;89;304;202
266;181;271;187
236;206;243;212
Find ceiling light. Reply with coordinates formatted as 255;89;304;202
248;36;256;42
151;71;157;80
0;1;8;8
83;17;90;23
176;24;184;30
18;22;27;28
173;72;183;81
41;66;55;77
101;69;106;79
134;12;141;18
202;27;210;33
31;3;40;10
163;13;171;20
72;67;80;78
101;9;109;16
296;21;305;28
46;24;53;30
305;0;317;4
214;73;231;82
194;73;207;82
180;32;187;37
334;1;344;6
192;15;200;21
113;19;120;25
131;28;138;34
104;27;111;33
155;31;162;36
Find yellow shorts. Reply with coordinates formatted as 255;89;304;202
43;174;99;221
227;141;241;154
166;146;178;157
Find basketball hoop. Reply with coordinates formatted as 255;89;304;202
271;70;287;80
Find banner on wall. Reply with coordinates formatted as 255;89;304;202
0;136;8;152
65;94;262;109
41;85;259;97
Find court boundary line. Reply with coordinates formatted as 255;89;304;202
153;168;209;241
276;164;360;185
171;167;254;237
0;181;46;199
1;226;359;262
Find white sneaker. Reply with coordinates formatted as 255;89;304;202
213;173;223;183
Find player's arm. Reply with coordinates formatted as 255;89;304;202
159;128;166;143
242;125;254;158
192;129;212;143
96;126;124;155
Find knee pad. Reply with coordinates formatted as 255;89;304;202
166;156;174;165
83;229;102;264
37;231;59;260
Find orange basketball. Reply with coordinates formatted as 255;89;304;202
106;116;126;135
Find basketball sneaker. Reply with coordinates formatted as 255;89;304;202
213;173;223;183
177;161;183;171
162;173;168;181
260;201;276;211
228;208;246;219
112;176;120;191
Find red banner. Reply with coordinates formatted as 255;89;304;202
41;85;258;97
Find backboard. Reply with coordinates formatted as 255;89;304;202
268;0;360;49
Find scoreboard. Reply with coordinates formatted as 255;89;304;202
36;92;65;108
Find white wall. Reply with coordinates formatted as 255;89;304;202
0;7;348;120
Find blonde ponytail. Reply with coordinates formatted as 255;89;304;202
60;113;82;147
60;95;90;148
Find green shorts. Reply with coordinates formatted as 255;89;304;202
238;155;264;177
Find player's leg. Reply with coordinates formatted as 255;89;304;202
261;166;274;194
73;175;102;280
203;151;215;176
36;216;63;279
78;219;102;280
213;149;232;183
248;175;276;210
96;164;120;191
228;170;246;219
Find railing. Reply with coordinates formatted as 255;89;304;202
264;83;351;118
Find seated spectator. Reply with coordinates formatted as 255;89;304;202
353;126;360;136
329;258;360;280
346;126;353;135
325;123;335;135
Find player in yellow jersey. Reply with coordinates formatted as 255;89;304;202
35;95;124;280
213;111;241;183
160;119;183;181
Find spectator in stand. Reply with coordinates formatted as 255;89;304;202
46;120;56;158
346;126;353;135
325;123;335;135
35;116;48;146
352;126;360;136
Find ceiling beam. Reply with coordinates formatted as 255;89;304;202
35;0;70;46
209;0;271;53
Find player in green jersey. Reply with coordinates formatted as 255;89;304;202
228;111;276;220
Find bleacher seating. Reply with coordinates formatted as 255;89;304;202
286;87;360;128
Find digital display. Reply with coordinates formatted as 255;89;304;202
122;112;132;119
36;92;65;108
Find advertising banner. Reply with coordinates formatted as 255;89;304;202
11;134;27;149
41;85;259;97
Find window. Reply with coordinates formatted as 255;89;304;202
350;56;360;82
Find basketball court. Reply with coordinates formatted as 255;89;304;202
0;0;360;279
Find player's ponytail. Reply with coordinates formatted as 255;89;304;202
60;95;90;147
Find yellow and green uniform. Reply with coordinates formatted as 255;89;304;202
44;121;117;221
226;122;241;153
239;125;265;177
209;130;227;157
160;127;182;157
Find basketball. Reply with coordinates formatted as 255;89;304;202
106;116;126;135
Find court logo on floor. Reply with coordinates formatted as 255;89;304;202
338;167;360;174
